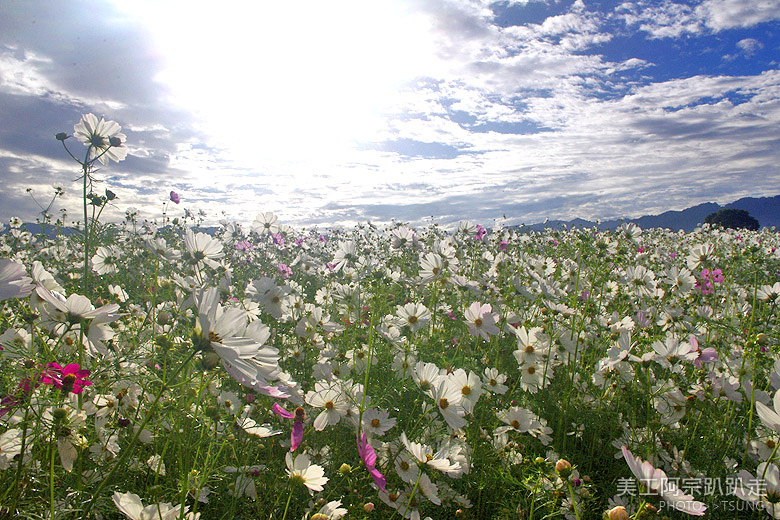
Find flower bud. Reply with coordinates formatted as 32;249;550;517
55;132;69;141
52;407;68;422
311;514;329;520
201;352;220;369
109;136;122;147
604;506;629;520
339;463;352;474
757;333;769;345
555;459;573;478
363;502;375;513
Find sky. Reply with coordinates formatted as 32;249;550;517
1;0;779;230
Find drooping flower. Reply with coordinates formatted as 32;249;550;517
357;433;387;491
73;113;128;165
193;287;286;397
734;462;780;518
621;446;706;516
272;403;305;451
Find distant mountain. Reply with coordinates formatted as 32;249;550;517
523;195;780;232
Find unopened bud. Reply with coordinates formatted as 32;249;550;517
311;514;329;520
757;333;769;345
604;505;629;520
555;459;573;478
363;502;375;513
339;463;352;474
55;132;69;141
201;352;220;369
109;136;122;147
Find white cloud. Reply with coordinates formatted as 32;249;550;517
616;1;703;39
618;0;780;39
698;0;780;30
736;38;764;56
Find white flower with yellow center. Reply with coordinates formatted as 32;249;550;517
286;452;328;494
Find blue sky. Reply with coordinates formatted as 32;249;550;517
0;0;778;229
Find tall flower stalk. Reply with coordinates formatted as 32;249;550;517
56;114;128;297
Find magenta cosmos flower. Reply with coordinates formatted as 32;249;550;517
357;433;387;491
272;403;304;451
170;191;180;204
41;363;92;394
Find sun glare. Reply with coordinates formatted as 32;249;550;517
112;1;437;170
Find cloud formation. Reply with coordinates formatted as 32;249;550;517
0;0;778;230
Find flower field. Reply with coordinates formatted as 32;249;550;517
2;117;780;519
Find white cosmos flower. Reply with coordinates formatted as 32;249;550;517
312;499;348;519
756;389;780;434
112;491;196;520
194;287;284;396
482;367;508;395
463;302;500;340
184;229;224;270
396;302;431;333
92;245;123;275
251;211;280;235
432;377;468;430
0;259;34;301
411;361;442;399
73;113;128;165
399;432;457;473
304;381;348;430
734;462;780;518
449;369;482;414
286;452;328;494
362;407;397;436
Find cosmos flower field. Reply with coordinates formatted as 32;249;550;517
2;116;780;519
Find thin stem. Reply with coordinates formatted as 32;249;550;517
81;350;197;517
280;485;294;520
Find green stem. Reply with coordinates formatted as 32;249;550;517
280;485;294;520
81;350;197;517
565;480;581;520
50;429;57;520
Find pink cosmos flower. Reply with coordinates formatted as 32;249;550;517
357;433;386;491
169;191;180;204
621;446;706;516
41;363;92;394
689;336;718;369
278;263;292;279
